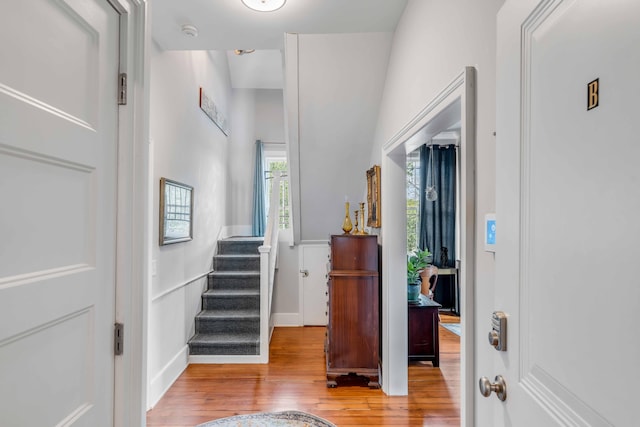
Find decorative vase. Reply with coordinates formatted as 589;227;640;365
420;265;438;299
342;202;353;234
408;281;421;302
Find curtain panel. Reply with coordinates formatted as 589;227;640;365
252;140;266;236
418;144;457;267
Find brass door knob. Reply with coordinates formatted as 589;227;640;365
479;375;507;401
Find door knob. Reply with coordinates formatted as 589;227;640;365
300;269;309;277
479;375;507;401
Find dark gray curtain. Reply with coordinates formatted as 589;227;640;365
418;144;456;267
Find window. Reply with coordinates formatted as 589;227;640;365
406;151;421;253
265;157;290;229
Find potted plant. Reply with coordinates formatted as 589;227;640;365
407;248;432;302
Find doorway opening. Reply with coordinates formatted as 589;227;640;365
380;67;475;425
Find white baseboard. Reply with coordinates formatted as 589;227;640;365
272;312;302;327
147;345;189;410
220;225;252;239
189;354;268;364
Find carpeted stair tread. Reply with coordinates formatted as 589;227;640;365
189;332;259;344
196;309;259;319
209;271;260;277
214;254;260;259
224;236;264;242
204;289;260;297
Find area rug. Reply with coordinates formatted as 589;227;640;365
442;323;461;336
195;410;336;427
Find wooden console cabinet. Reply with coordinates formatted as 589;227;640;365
408;294;441;366
326;234;380;388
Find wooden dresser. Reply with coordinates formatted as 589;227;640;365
326;234;380;388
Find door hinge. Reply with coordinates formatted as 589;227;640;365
118;73;127;105
114;322;124;355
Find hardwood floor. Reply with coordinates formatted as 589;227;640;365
146;316;460;426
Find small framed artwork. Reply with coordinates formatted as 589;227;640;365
159;178;194;245
199;87;230;136
366;165;381;228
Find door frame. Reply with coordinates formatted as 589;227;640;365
380;67;476;426
107;0;150;425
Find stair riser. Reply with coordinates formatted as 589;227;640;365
217;241;262;255
208;275;259;291
214;257;260;271
202;296;259;311
195;318;259;334
188;342;259;355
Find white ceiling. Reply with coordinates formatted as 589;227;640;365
152;0;408;89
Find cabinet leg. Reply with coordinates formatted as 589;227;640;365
326;373;338;388
367;379;381;389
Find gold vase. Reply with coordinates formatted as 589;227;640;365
342;202;353;234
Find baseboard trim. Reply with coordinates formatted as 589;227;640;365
147;345;189;410
272;312;302;327
220;225;252;239
189;354;268;364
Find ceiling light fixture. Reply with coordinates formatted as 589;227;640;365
181;24;198;37
234;49;256;55
425;144;438;202
241;0;286;12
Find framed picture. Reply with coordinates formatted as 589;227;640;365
159;178;194;245
366;165;381;228
199;87;230;136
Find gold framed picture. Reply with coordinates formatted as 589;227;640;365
366;165;381;228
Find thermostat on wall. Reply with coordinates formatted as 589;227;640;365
485;213;496;252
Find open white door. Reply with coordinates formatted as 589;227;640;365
0;0;119;425
491;0;640;425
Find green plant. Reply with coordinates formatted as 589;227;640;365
407;248;432;284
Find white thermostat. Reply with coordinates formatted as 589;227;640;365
484;213;496;252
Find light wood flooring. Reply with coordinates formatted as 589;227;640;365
146;314;461;426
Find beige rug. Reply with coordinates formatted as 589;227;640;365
195;410;336;427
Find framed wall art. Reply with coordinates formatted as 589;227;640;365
199;87;230;136
367;165;381;228
159;177;194;245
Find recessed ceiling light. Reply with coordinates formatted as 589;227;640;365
234;49;256;55
241;0;286;12
181;24;198;37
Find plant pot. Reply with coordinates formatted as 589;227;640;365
408;282;421;302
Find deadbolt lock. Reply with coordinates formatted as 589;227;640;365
489;311;507;351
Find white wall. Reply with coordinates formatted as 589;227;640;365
370;0;504;422
227;89;285;227
147;43;232;408
290;32;394;241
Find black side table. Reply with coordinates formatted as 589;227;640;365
408;294;441;366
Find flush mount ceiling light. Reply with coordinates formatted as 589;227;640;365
241;0;286;12
234;49;256;55
181;24;198;37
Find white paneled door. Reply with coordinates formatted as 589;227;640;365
493;0;639;425
0;0;119;425
301;244;330;325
